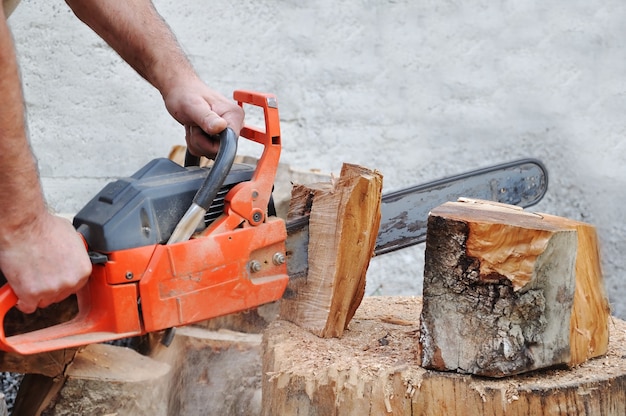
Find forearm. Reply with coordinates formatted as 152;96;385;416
66;0;245;156
0;10;48;242
65;0;199;96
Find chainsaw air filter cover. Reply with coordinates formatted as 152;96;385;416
73;158;255;253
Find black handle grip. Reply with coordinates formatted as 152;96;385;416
192;128;238;210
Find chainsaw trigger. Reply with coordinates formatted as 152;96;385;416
88;251;108;264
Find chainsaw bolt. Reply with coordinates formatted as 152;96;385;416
249;260;262;273
272;252;286;266
252;211;263;223
125;271;134;280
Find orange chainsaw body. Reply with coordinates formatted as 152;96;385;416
0;90;289;354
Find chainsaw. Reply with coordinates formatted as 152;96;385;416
0;90;548;355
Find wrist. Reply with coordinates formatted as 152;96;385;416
157;66;202;102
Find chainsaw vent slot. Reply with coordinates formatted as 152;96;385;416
203;184;235;226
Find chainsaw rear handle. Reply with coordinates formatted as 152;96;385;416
0;276;139;354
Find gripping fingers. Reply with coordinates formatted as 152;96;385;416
186;125;223;158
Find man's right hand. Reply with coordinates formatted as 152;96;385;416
0;213;92;314
163;79;245;159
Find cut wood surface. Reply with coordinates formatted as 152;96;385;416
419;200;609;377
263;296;626;416
280;163;383;338
542;213;611;366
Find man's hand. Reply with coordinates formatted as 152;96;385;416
163;79;244;158
0;214;92;314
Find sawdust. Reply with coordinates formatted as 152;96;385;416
264;296;426;413
268;296;423;378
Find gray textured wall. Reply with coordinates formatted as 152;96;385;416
9;1;626;317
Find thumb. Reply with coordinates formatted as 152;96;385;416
202;113;228;135
184;100;227;135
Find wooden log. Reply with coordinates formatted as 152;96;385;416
37;326;263;416
262;296;626;416
37;343;170;415
279;163;383;338
149;327;263;416
419;200;609;377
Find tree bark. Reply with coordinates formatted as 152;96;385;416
279;163;383;338
263;296;626;416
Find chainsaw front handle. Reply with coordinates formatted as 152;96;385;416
192;128;238;210
167;128;238;244
205;91;282;231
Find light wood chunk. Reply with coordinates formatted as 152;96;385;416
280;163;383;338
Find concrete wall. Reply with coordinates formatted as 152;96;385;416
8;1;626;317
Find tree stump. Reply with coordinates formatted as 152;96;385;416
262;296;626;416
419;200;609;377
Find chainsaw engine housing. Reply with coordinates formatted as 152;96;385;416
73;158;256;252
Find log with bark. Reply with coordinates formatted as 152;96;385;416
419;199;610;377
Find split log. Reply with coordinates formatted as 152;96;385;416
262;296;626;416
419;200;609;377
38;343;170;416
279;163;383;338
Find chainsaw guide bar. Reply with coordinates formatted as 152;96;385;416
375;158;548;255
285;158;548;279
